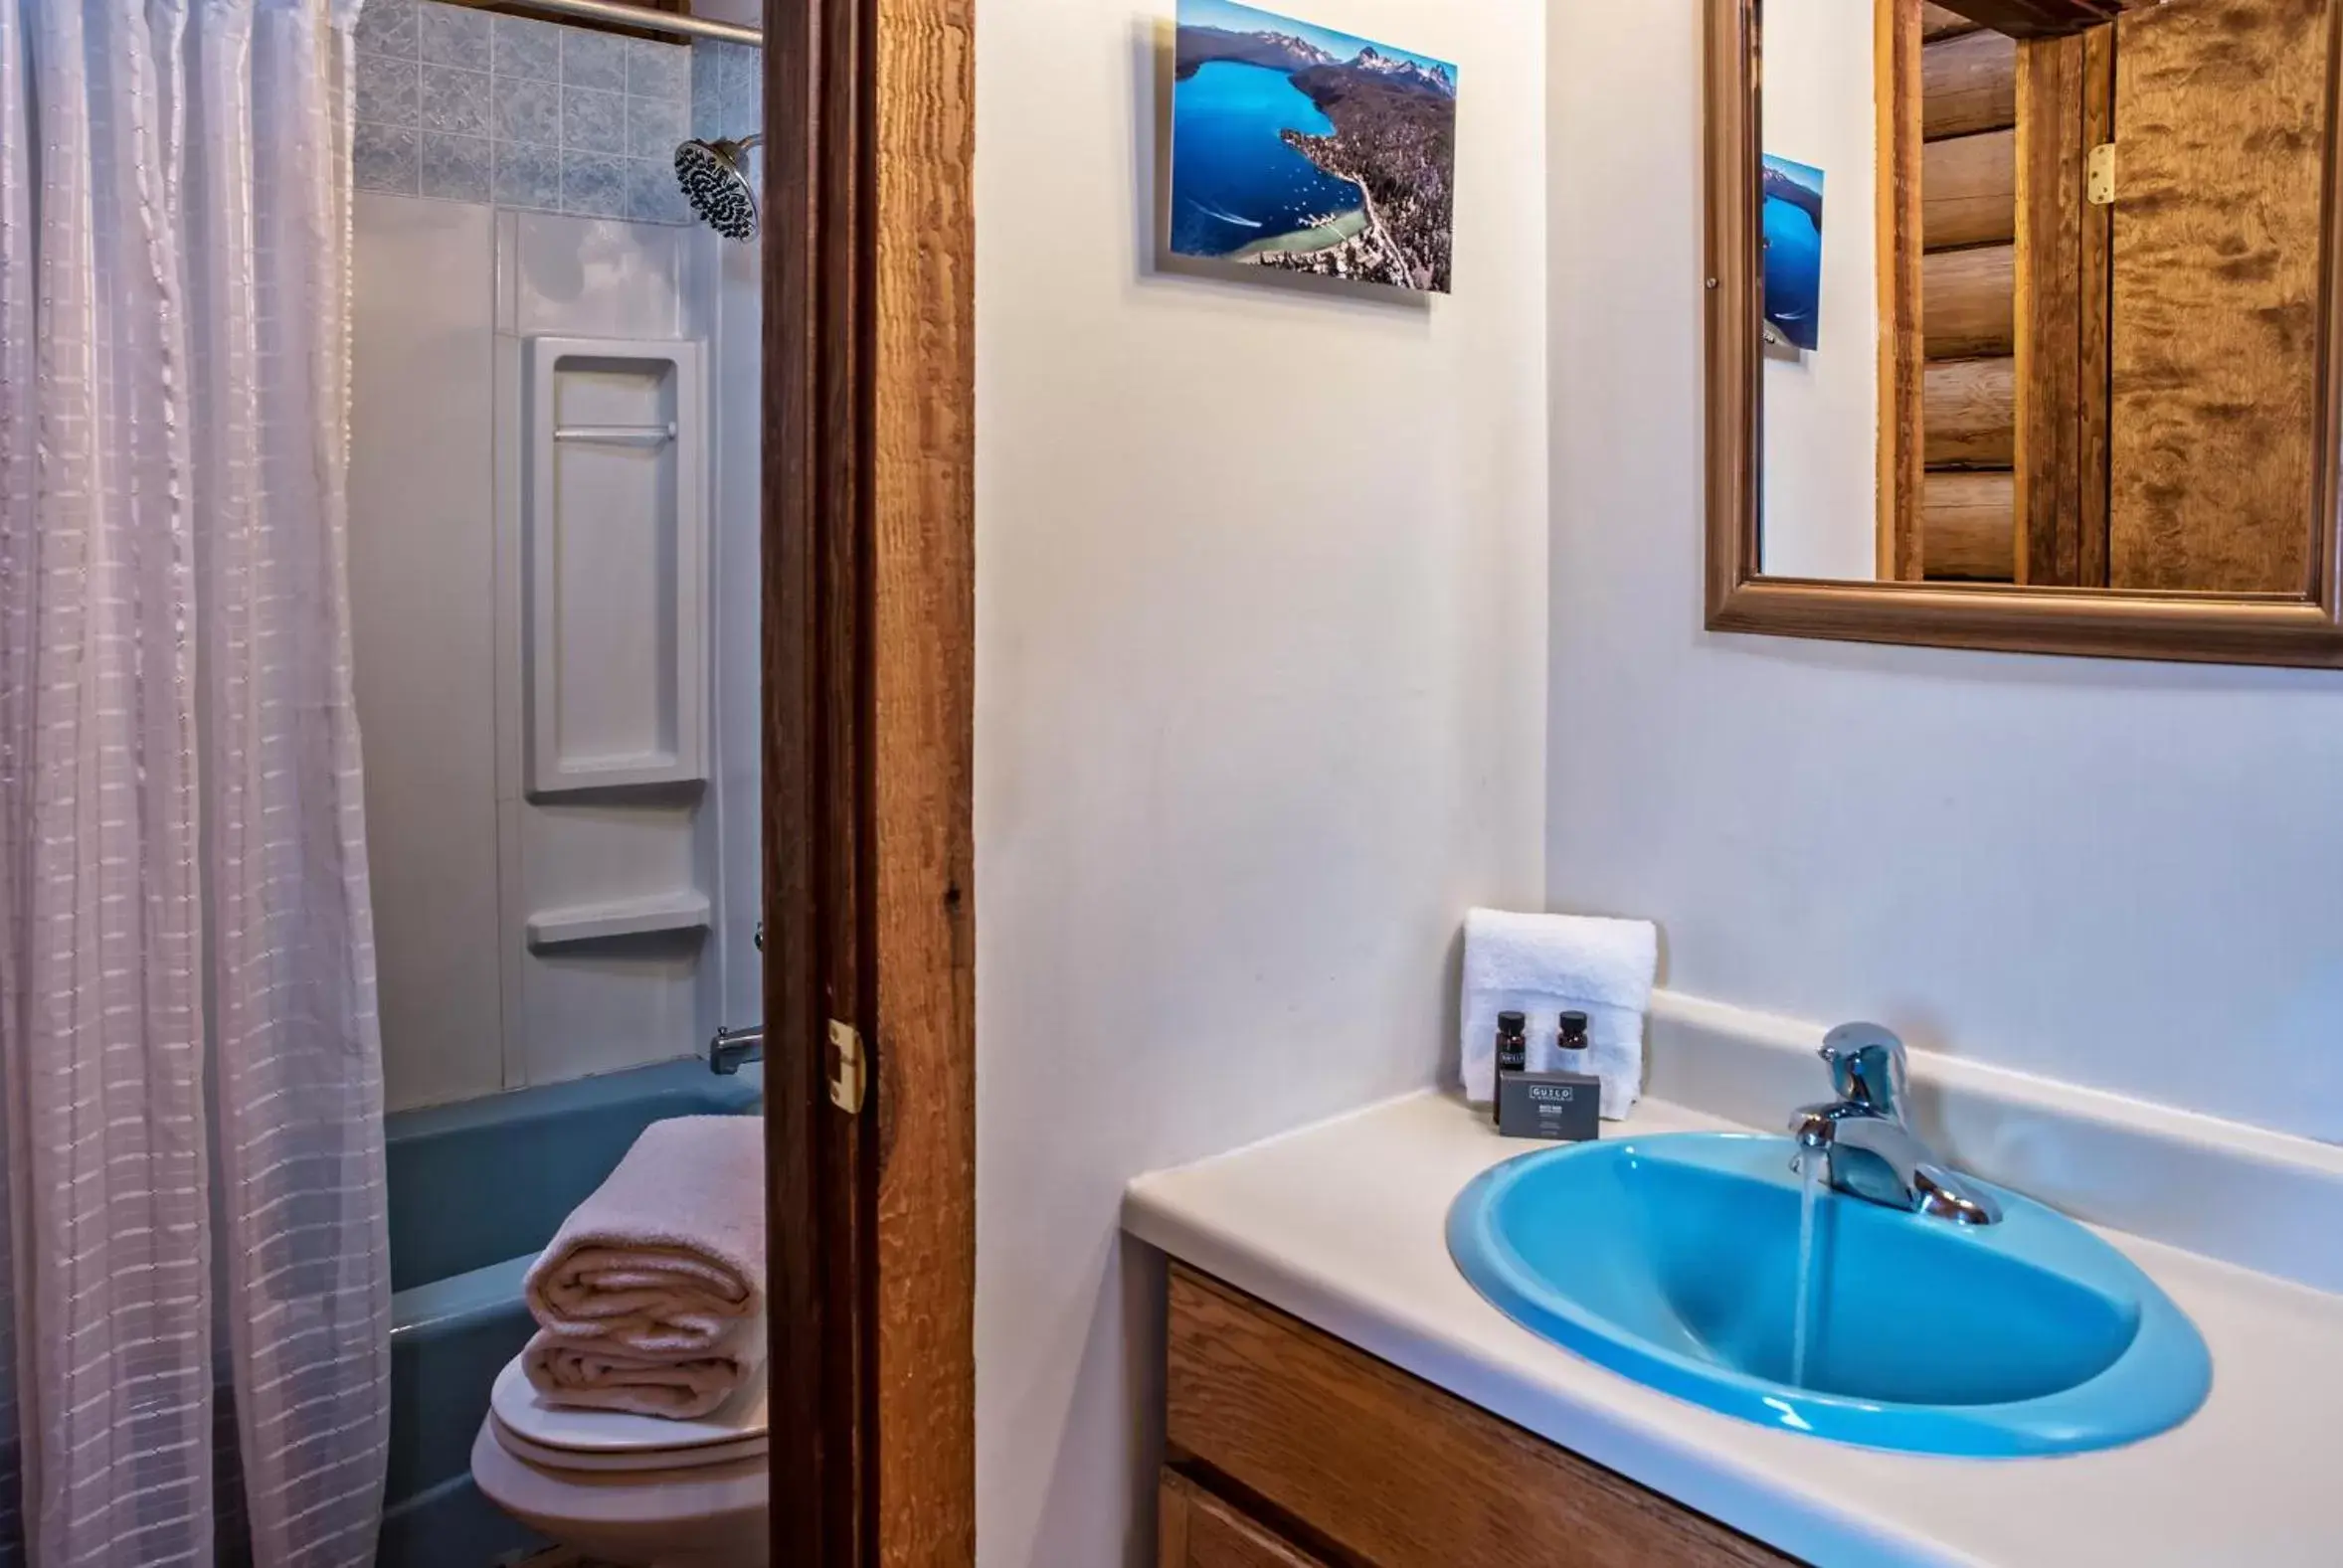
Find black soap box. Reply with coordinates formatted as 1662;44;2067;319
1497;1071;1601;1141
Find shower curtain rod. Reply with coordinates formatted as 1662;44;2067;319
491;0;762;47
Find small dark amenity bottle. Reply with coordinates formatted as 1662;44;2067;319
1557;1009;1591;1059
1494;1010;1529;1126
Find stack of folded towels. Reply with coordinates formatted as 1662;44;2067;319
522;1115;766;1421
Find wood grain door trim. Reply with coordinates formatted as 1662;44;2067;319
1166;1266;1801;1568
764;0;976;1559
1709;0;2343;667
868;0;979;1557
1879;0;1928;580
2014;30;2088;586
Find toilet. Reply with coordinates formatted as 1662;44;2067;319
470;1354;770;1568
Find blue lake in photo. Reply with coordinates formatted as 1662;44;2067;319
1763;201;1822;345
1760;154;1825;352
1170;61;1363;259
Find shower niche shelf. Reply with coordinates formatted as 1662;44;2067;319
524;335;708;797
525;892;713;952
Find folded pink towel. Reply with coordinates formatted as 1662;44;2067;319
523;1318;762;1421
523;1116;766;1416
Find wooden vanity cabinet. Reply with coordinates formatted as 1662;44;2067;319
1160;1265;1801;1568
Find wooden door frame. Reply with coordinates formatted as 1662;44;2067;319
1876;0;1925;580
763;0;977;1559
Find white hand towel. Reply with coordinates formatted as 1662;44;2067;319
1460;909;1658;1120
524;1115;766;1417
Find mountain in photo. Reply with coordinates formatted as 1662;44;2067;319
1175;25;1339;78
1351;46;1456;99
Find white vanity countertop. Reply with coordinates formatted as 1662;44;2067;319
1123;1090;2343;1568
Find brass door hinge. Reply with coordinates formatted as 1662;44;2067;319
826;1019;867;1114
2086;142;2116;207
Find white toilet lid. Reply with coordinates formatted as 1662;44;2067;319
488;1353;770;1475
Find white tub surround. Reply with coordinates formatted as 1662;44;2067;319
1124;996;2343;1567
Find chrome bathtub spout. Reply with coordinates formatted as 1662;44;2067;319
1787;1023;2001;1226
710;1024;764;1076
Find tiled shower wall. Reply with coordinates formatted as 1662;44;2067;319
353;0;762;227
690;29;763;147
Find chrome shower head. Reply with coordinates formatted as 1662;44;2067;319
674;135;761;242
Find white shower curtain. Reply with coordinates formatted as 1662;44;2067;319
0;1;390;1564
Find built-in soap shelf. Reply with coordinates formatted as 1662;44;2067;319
525;891;712;952
552;423;678;446
525;335;707;798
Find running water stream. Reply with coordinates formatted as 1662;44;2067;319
1790;1149;1824;1387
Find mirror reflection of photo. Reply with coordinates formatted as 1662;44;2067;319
1761;153;1824;353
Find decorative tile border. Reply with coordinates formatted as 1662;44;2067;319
353;0;703;227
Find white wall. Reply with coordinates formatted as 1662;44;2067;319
1546;1;2343;1146
974;2;1550;1562
1758;0;1879;581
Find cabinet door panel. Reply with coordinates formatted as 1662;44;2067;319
1159;1471;1328;1568
1165;1267;1799;1568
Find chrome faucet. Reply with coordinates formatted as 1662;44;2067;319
710;1024;764;1076
1788;1023;2001;1226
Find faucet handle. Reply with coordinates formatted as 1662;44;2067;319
1820;1022;1907;1124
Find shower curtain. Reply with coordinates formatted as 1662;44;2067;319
0;1;390;1564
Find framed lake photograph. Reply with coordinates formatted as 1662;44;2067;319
1759;153;1825;353
1170;0;1459;293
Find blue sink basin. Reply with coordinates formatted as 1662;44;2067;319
1447;1132;2210;1456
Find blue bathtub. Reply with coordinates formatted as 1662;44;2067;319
379;1058;762;1566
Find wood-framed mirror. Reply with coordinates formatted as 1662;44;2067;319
1705;0;2343;666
